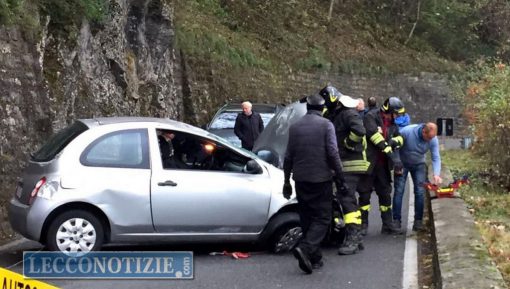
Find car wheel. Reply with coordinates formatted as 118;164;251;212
269;222;302;254
46;210;104;255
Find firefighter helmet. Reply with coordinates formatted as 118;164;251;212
381;97;405;114
319;85;342;110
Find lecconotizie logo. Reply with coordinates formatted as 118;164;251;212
23;252;193;279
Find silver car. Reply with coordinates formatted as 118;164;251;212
9;117;302;254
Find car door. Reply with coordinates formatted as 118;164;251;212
149;129;272;234
62;128;153;236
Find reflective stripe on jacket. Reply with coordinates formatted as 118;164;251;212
332;107;369;173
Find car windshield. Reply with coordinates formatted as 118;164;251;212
209;112;274;129
32;121;89;162
205;132;258;159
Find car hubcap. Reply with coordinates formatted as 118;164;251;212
275;227;302;253
56;218;96;255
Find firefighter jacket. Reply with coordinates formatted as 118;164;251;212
332;107;369;174
363;108;404;174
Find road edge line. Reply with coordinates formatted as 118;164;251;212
402;175;418;289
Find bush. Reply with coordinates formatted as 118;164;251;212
462;61;510;189
0;0;22;25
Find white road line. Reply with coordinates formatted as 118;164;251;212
402;175;418;289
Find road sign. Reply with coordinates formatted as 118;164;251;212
436;118;453;136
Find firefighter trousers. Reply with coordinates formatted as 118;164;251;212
337;173;362;224
357;163;392;212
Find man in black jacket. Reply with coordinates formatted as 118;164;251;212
283;94;345;274
234;101;264;151
158;130;176;169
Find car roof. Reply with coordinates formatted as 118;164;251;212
79;117;206;135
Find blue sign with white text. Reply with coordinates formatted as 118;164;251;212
23;251;193;279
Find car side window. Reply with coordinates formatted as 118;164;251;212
80;129;150;169
168;131;256;173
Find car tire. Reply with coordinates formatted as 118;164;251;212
269;222;302;254
46;210;104;255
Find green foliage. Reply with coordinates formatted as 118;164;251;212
0;0;23;25
459;61;510;189
296;46;331;71
0;0;38;32
39;0;108;34
1;0;108;39
416;0;496;61
190;0;228;20
176;25;270;68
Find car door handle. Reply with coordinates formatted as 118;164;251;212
158;180;177;187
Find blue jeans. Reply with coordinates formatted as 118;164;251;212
392;163;427;222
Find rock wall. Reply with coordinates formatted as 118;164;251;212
0;0;182;240
182;61;462;132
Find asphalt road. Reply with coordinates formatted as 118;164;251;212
0;189;411;289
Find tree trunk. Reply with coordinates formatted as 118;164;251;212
404;0;421;45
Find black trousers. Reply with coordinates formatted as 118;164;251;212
295;181;333;263
338;173;361;215
357;163;392;209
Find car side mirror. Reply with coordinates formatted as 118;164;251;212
244;160;263;174
256;150;278;166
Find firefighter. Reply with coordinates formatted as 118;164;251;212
318;85;341;121
331;93;369;255
283;94;345;274
357;97;405;235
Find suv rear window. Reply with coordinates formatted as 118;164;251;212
31;121;88;162
210;112;275;129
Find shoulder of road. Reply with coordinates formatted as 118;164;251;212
429;165;508;289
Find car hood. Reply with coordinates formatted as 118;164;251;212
253;101;307;168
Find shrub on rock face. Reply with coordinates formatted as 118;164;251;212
463;62;510;190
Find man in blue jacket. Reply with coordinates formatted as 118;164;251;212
283;94;345;274
392;122;442;231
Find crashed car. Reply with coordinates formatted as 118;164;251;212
205;103;284;148
253;101;347;242
253;101;307;168
8;117;302;254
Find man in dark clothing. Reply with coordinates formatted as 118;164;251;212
367;96;377;111
357;97;404;235
283;94;344;274
234;101;264;151
332;94;369;255
158;130;176;169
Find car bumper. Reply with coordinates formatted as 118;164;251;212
8;197;47;242
8;197;32;239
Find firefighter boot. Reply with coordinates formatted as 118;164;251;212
381;211;402;235
360;210;369;236
338;224;363;255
